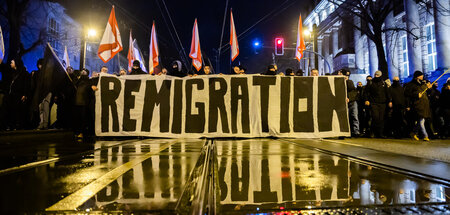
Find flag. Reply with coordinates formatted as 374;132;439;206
63;46;70;68
127;30;135;71
295;14;306;62
189;19;202;71
0;26;4;64
98;6;123;63
149;21;159;74
132;39;147;72
230;9;239;62
32;43;74;111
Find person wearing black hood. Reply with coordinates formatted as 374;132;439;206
265;64;277;75
285;68;295;76
364;71;392;138
168;60;186;77
428;81;442;137
295;69;304;76
440;78;450;137
5;58;31;130
389;76;407;138
74;69;92;139
405;71;431;141
129;60;147;75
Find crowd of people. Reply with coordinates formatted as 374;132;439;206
1;57;449;141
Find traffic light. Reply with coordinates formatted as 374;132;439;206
275;38;284;55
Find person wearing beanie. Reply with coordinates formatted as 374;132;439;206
264;64;277;75
364;70;392;138
129;60;147;75
405;70;431;141
285;68;295;76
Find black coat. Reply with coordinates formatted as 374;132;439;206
75;76;92;106
129;68;147;75
405;80;431;119
347;79;358;102
440;84;450;110
9;67;31;98
365;77;391;104
389;82;406;108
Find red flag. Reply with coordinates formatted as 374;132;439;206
149;22;159;74
127;30;135;72
230;9;239;62
98;6;123;63
295;14;306;62
189;19;202;71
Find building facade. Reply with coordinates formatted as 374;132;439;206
303;0;450;84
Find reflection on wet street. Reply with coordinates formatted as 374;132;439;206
0;138;448;214
216;140;448;213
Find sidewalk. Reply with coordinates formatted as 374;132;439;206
0;129;74;144
324;138;450;163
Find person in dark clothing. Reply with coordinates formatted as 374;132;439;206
389;76;407;138
129;60;147;75
440;78;450;137
30;58;44;128
405;71;432;141
364;71;392;138
74;69;92;139
344;70;360;136
239;65;247;74
296;69;304;76
285;68;295;76
264;64;277;75
5;58;31;130
428;81;442;137
168;60;187;77
360;76;373;136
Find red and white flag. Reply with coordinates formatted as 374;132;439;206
230;9;239;62
63;46;70;68
149;21;159;74
127;30;135;71
98;6;123;63
189;19;202;71
295;14;306;62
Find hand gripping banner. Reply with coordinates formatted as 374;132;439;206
95;74;350;138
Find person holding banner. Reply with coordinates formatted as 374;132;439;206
168;60;186;77
264;64;278;75
129;60;147;75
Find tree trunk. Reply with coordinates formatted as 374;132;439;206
373;30;389;80
6;0;22;62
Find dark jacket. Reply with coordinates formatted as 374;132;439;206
129;67;147;75
440;84;450;110
428;86;440;111
347;79;358;102
9;67;31;98
75;76;92;106
389;81;406;108
365;77;391;104
405;79;431;119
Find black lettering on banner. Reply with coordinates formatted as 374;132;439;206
123;80;141;131
101;76;121;132
252;76;276;132
208;78;230;133
171;80;183;134
141;80;171;132
185;79;205;133
318;77;350;132
230;77;250;133
293;77;314;132
280;77;291;133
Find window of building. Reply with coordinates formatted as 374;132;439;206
425;23;437;72
400;35;409;77
47;17;60;50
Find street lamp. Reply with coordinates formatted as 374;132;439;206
87;29;97;38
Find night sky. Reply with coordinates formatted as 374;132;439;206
59;0;315;73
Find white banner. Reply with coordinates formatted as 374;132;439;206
95;74;350;138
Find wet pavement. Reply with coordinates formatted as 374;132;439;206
0;138;448;214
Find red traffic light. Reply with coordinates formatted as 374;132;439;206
275;38;284;55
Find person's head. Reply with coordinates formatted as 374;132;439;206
132;60;140;69
119;69;127;76
10;60;16;70
239;65;246;74
81;68;90;76
162;68;168;74
374;70;382;78
296;69;304;76
337;70;343;76
285;68;294;76
366;75;372;81
67;66;74;74
311;68;319;76
233;66;240;74
100;66;108;73
204;66;211;74
393;76;400;82
37;58;44;70
357;81;363;87
92;71;99;77
171;60;182;72
413;70;424;81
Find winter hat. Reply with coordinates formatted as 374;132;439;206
413;70;423;79
133;60;140;67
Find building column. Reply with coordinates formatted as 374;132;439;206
322;33;331;74
317;38;324;75
405;0;423;73
368;38;378;77
331;27;339;57
384;12;399;79
354;17;365;73
434;0;450;69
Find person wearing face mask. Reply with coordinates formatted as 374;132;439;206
129;60;147;75
264;64;277;75
440;78;450;137
427;81;442;138
389;77;407;138
360;75;373;136
74;68;91;139
168;60;186;77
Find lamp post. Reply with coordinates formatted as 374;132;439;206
79;28;97;70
